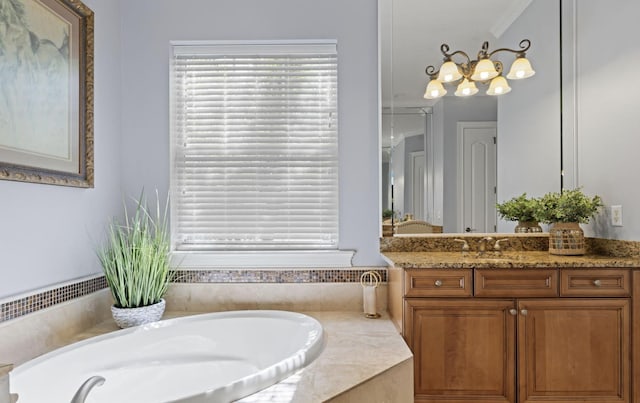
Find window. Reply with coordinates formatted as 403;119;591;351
170;41;342;264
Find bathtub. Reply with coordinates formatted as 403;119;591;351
10;310;325;402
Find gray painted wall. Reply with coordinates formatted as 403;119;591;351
497;0;640;239
119;0;384;266
0;0;123;298
574;0;640;239
496;0;561;232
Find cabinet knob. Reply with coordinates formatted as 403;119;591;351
434;280;443;287
520;309;528;316
593;279;602;287
509;309;518;316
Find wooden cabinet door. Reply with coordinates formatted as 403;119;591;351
517;299;630;403
404;299;516;403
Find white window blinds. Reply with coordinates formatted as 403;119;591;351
170;42;338;251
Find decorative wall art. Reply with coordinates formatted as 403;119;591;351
0;0;94;187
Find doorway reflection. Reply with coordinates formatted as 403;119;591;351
382;97;498;235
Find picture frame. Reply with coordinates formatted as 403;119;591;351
0;0;94;188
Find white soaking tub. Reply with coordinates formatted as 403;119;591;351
10;310;325;402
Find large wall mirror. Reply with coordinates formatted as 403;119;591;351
381;0;562;235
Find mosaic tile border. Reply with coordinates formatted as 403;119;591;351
172;268;388;284
0;276;107;324
0;268;387;323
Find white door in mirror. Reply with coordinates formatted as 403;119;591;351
458;122;497;233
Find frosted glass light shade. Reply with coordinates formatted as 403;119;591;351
470;58;499;81
437;61;462;83
424;79;447;99
486;76;512;95
454;78;478;97
506;57;535;79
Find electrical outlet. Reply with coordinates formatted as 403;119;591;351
611;205;623;226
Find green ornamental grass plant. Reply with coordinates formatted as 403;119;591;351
97;191;171;309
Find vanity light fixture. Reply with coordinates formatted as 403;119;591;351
423;39;535;100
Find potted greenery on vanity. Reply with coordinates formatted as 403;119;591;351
496;193;543;233
97;191;172;328
533;188;603;256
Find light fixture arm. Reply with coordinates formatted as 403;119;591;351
488;39;532;59
425;65;439;79
440;43;472;65
476;41;491;60
492;61;504;76
424;44;474;80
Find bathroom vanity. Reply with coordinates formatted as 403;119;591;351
383;235;640;403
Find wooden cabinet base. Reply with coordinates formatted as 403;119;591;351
405;299;516;403
400;268;633;403
518;299;630;403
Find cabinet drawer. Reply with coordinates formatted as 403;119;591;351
404;269;472;297
475;269;558;297
560;269;631;297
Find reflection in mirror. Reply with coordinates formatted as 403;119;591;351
381;107;430;222
381;0;562;235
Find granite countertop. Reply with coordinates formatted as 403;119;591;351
382;251;640;269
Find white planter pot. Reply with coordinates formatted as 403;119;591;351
111;299;166;328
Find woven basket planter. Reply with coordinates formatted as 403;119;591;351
548;222;585;255
111;299;166;328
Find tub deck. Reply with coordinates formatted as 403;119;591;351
67;311;413;402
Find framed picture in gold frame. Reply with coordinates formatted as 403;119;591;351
0;0;94;187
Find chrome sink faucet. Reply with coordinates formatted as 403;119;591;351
477;237;511;257
454;239;470;256
493;238;510;255
477;236;495;256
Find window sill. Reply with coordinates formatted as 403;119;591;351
171;250;355;269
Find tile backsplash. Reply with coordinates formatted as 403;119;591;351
381;234;640;258
380;233;549;252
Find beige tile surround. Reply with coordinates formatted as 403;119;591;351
1;269;388;324
0;289;113;366
0;365;10;380
326;359;413;403
0;364;11;403
0;281;388;366
165;282;388;313
0;282;407;402
237;311;412;403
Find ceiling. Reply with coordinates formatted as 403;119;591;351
381;0;533;108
